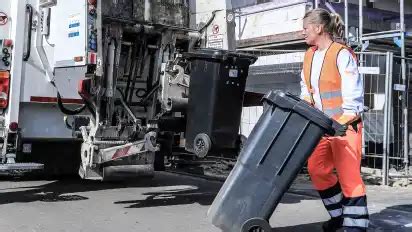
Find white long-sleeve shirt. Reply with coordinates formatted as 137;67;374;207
300;48;364;115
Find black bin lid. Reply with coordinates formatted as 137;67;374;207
263;91;337;135
184;48;257;65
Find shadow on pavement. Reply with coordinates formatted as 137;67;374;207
0;177;145;204
0;172;220;205
368;204;412;232
272;222;323;232
114;181;319;209
279;191;317;204
114;188;217;208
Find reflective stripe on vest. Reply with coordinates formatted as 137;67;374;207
303;42;355;119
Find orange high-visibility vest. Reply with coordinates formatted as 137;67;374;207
303;42;357;120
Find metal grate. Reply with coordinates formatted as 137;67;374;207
360;52;410;184
389;57;408;173
360;52;390;173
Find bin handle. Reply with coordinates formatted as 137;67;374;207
285;92;302;102
286;91;340;136
23;4;33;61
262;91;295;110
264;91;337;135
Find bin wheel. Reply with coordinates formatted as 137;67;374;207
241;218;271;232
193;133;211;158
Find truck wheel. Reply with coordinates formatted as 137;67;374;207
241;218;271;232
193;133;211;158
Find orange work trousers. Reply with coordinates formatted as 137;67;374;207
308;123;366;198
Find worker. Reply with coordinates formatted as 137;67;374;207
300;8;369;232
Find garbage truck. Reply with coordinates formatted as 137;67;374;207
0;0;257;180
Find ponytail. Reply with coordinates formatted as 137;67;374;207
328;13;345;43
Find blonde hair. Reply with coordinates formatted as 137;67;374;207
304;8;345;43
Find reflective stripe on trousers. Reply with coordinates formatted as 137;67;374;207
343;218;369;228
343;206;368;215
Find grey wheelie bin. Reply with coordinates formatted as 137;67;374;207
207;91;340;232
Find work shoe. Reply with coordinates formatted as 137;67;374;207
322;217;343;232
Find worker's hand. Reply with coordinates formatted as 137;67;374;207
333;123;348;137
333;114;360;136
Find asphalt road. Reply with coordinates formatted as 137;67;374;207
0;172;411;232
